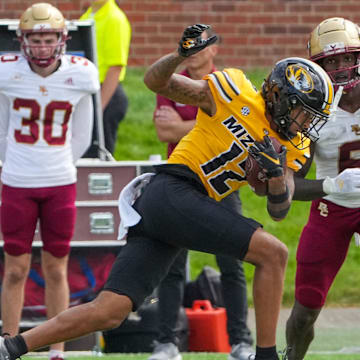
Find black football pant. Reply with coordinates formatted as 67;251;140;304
156;191;253;347
104;165;260;323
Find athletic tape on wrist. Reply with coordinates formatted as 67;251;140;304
267;186;289;204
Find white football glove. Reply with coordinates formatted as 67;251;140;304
323;168;360;195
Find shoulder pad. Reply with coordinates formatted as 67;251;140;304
205;69;245;104
64;55;100;94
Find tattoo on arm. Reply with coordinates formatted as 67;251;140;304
144;52;211;112
150;53;184;84
144;52;184;94
167;77;209;107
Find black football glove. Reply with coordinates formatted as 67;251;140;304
248;135;287;178
178;24;218;57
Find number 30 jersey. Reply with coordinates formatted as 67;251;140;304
0;54;99;188
168;68;310;201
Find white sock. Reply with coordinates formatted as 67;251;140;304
48;350;65;360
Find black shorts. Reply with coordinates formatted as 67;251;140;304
104;164;261;309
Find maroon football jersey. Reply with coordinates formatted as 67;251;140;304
155;68;215;157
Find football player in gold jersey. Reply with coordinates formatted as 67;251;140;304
141;24;334;360
0;24;336;360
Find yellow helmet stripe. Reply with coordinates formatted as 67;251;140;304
310;60;334;115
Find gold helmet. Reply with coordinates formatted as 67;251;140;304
17;3;68;67
308;17;360;91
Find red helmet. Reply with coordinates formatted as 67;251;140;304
308;17;360;91
16;3;69;67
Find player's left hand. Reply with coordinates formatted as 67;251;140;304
323;168;360;195
178;24;218;57
249;135;287;178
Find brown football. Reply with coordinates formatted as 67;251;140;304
245;136;284;196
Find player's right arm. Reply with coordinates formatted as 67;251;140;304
293;142;360;200
144;52;214;115
144;24;217;116
292;142;326;200
71;94;94;162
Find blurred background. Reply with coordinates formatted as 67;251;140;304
0;0;360;70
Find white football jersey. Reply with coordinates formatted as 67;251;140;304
0;54;99;188
315;107;360;207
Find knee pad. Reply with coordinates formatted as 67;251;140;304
296;285;325;309
42;241;71;258
4;241;31;256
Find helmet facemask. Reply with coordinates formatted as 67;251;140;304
20;30;67;68
320;53;360;92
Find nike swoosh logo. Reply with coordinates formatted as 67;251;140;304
260;152;280;165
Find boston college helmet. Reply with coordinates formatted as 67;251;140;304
16;3;68;67
262;57;334;149
308;17;360;91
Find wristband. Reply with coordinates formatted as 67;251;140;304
266;166;284;179
267;186;289;204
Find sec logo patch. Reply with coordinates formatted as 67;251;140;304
241;106;250;116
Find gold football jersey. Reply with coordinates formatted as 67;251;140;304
168;68;309;201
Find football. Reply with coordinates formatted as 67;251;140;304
245;136;284;196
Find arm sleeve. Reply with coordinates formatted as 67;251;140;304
0;93;10;162
71;94;94;162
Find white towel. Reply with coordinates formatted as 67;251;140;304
117;173;155;242
355;232;360;247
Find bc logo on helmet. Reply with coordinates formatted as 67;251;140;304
285;65;314;93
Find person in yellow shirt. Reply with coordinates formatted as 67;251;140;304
80;0;131;157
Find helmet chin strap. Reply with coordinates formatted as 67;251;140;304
269;119;278;133
266;107;283;135
269;114;294;140
266;100;297;140
330;85;344;115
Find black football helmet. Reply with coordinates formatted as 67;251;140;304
262;57;334;149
